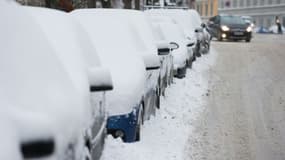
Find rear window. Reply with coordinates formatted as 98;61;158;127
221;16;246;25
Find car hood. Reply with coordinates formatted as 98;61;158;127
223;23;248;29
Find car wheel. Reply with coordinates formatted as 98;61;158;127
156;88;160;109
187;59;193;69
246;38;251;42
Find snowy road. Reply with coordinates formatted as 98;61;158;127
187;34;285;160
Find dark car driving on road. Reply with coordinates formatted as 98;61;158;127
208;15;252;42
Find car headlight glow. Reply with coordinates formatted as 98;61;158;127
246;26;252;32
221;25;230;31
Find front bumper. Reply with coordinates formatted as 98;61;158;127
221;30;252;40
106;105;140;142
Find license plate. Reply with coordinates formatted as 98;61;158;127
234;32;244;35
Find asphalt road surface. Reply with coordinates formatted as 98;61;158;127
187;34;285;160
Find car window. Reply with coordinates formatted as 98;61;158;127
214;16;220;24
221;16;246;25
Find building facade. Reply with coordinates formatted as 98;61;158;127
218;0;285;28
195;0;219;20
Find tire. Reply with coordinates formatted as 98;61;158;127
246;38;251;42
156;89;160;109
187;59;192;69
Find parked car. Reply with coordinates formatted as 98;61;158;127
208;15;252;42
188;9;211;55
148;15;189;78
145;9;196;65
25;7;114;160
241;15;255;28
1;2;112;160
71;9;160;142
113;9;173;106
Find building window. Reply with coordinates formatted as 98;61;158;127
259;17;264;27
220;0;224;8
268;0;272;5
233;0;237;7
267;18;272;27
260;0;265;5
240;0;244;7
205;3;208;16
246;0;250;6
210;0;213;16
253;0;258;6
276;0;281;4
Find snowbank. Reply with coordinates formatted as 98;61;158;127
101;48;218;160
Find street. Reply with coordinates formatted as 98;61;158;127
186;34;285;160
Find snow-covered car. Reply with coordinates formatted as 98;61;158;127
0;2;113;160
71;9;160;142
188;9;211;55
109;9;170;106
25;7;114;160
148;15;189;78
146;9;204;58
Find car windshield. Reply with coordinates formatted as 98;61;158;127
221;16;246;25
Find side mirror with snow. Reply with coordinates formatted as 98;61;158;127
143;54;161;71
186;38;195;47
169;42;179;50
88;67;113;92
156;41;171;56
195;27;203;33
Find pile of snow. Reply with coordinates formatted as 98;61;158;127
101;49;217;160
269;25;285;34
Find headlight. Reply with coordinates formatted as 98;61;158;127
221;25;230;31
246;26;252;32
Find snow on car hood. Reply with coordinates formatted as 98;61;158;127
71;9;146;116
0;2;88;154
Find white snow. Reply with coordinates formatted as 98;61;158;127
101;48;217;160
0;3;91;159
71;9;146;116
269;25;285;34
148;15;188;69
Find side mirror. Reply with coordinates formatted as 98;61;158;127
156;41;170;56
208;21;214;25
186;38;195;47
169;42;179;50
201;23;206;28
143;54;160;71
195;27;203;33
88;67;113;92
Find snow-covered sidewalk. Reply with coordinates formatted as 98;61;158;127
101;49;217;160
